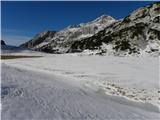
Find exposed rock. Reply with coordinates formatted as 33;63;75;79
1;40;6;45
20;15;115;53
20;2;160;56
20;31;56;49
69;2;160;56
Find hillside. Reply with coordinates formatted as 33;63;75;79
20;2;160;56
69;2;160;56
20;15;115;53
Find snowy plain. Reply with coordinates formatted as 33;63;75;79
1;50;160;120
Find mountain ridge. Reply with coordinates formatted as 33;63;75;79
20;2;160;56
20;14;115;53
69;2;160;56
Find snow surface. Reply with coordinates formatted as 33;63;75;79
1;52;160;119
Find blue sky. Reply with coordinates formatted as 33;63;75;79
1;1;155;46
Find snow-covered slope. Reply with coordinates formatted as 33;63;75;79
20;2;160;56
20;31;56;49
70;2;160;56
1;54;159;119
20;15;115;53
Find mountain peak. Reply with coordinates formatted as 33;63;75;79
93;15;115;23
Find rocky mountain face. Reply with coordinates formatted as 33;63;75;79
20;2;160;56
20;31;56;49
69;2;160;56
20;15;115;53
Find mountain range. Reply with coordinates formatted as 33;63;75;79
20;2;160;56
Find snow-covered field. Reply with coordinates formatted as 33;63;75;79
1;52;160;120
